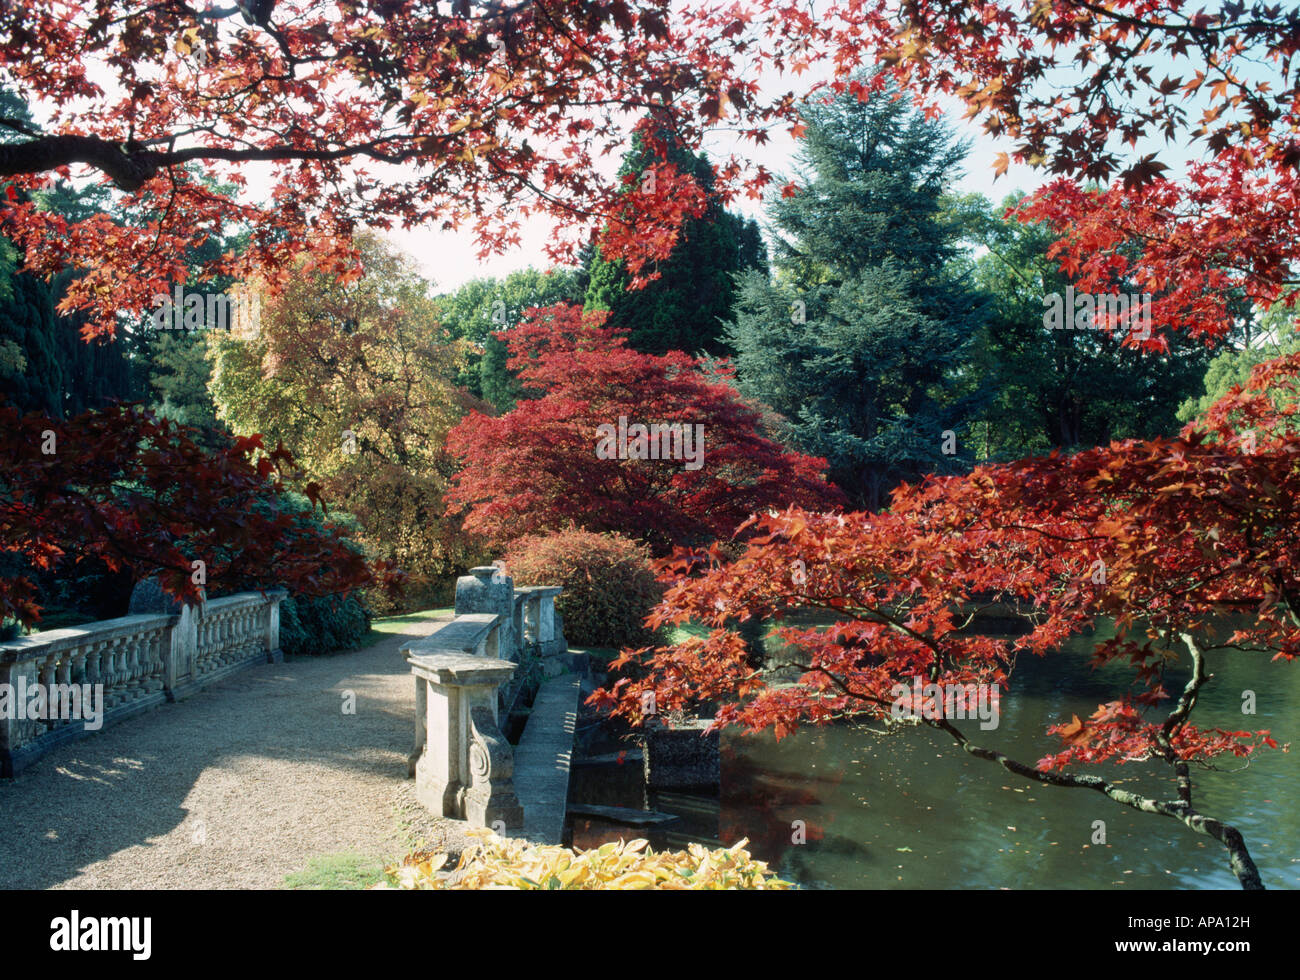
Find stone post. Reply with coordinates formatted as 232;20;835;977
455;566;519;662
404;650;524;829
264;589;287;663
517;586;565;656
164;604;197;700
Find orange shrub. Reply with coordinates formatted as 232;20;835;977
504;530;662;649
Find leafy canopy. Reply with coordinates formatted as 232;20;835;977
444;303;844;554
209;233;471;605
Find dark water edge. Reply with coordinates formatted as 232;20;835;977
570;621;1300;890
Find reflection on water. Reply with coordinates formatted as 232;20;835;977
718;625;1300;889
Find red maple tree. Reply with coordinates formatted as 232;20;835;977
4;3;1296;350
444;304;844;553
0;1;804;338
0;403;395;627
592;355;1300;889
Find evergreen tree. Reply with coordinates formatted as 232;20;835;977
0;266;63;415
0;90;58;415
584;121;767;356
1;88;138;417
725;77;988;511
960;192;1220;459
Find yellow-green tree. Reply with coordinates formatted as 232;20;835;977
209;234;475;611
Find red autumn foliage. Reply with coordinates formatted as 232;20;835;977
9;3;1297;348
591;355;1300;888
0;402;396;627
0;1;802;337
444;304;844;554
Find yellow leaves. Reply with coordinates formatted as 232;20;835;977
175;27;198;57
376;830;793;890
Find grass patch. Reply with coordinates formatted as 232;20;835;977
283;852;387;890
569;645;620;669
370;608;453;635
350;608;454;650
665;622;710;645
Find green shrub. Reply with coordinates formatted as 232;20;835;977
279;593;371;656
503;530;662;648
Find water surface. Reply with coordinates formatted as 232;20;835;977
716;624;1300;889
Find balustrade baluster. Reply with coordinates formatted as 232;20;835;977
146;629;165;694
38;655;56;732
124;636;143;701
101;638;120;709
84;642;101;697
51;654;71;730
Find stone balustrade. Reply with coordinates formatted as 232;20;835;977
399;565;570;830
400;614;524;829
455;566;566;663
0;589;286;777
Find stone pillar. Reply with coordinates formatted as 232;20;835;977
455;567;518;662
264;589;287;663
518;587;564;656
515;591;532;649
164;604;197;701
405;651;524;829
535;588;561;649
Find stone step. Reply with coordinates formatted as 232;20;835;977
506;673;580;846
567;802;680;827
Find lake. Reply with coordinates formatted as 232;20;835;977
570;620;1300;889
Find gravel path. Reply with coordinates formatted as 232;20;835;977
0;619;476;889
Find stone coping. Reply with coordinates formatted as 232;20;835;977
203;589;287;613
404;651;517;686
400;613;499;658
0;613;177;664
514;586;562;598
508;674;580;845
